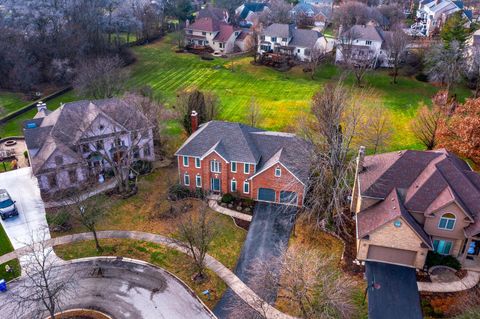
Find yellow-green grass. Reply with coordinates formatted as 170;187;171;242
0;161;12;172
0;91;25;114
54;239;227;309
128;33;471;151
0;90;77;137
0;223;20;282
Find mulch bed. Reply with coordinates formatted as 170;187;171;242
233;218;250;231
417;271;432;282
456;269;468;280
336;216;365;278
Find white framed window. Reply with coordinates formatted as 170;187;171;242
243;181;249;194
231;179;237;192
366;40;372;45
183;156;189;167
196;174;202;187
244;163;250;174
184;173;190;186
210;160;221;173
231;161;237;173
195;157;201;168
438;213;456;230
275;167;281;177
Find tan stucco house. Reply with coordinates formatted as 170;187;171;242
351;147;480;269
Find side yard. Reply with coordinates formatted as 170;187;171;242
48;166;246;309
0;223;20;281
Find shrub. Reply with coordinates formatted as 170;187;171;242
47;211;72;232
221;193;235;204
132;160;153;175
168;184;192;201
23;150;28;159
426;251;461;270
415;73;429;82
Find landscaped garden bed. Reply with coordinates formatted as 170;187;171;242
218;193;255;215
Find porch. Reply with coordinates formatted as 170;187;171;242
460;237;480;272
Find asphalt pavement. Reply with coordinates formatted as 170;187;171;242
0;258;215;319
365;261;423;319
214;202;297;318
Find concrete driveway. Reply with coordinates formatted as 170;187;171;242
365;261;423;319
0;168;50;252
0;258;215;319
214;202;297;318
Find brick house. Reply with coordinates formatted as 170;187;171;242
351;147;480;269
174;116;311;206
23;99;155;194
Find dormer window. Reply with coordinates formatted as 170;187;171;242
438;213;456;230
275;167;281;177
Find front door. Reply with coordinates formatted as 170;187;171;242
211;178;220;192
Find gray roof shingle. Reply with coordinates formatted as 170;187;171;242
290;29;321;48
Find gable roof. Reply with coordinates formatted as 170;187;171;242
175;121;311;184
290;28;321;48
24;98;151;174
213;24;238;42
188;17;221;32
262;23;294;38
357;188;432;248
358;149;480;237
292;3;331;19
344;25;385;42
239;3;268;20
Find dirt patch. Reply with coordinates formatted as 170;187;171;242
421;285;480;318
233;218;250;231
336;217;365;278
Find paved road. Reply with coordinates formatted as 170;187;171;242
0;258;215;319
365;261;423;319
0;168;50;250
214;202;297;318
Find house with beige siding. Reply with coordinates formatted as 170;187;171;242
351;147;480;269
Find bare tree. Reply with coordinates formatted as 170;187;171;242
73;56;130;99
175;202;218;281
411;105;443;150
8;230;76;319
360;105;393;154
59;187;109;252
204;91;219;122
309;46;327;80
247;97;262;127
385;26;410;84
302;81;366;232
465;45;480;98
425;41;464;94
259;0;292;25
230;247;356;319
337;28;376;87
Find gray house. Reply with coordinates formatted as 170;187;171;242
23;99;155;194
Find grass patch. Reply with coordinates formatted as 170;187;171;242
0;91;25;115
0;223;21;282
0;161;12;172
54;238;227;309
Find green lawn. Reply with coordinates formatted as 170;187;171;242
0;223;20;281
0;33;473;151
0;91;25;115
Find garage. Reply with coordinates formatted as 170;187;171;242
367;245;417;267
280;191;298;205
258;188;276;202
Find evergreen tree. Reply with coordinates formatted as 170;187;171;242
441;12;471;48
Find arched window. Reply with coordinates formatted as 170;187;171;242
438;213;456;230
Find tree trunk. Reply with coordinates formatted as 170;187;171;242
92;228;102;252
393;65;398;84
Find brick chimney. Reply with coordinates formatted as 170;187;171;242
191;110;199;133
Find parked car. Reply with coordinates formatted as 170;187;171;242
0;189;18;220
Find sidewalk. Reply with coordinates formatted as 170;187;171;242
208;200;252;222
0;230;296;319
418;271;480;292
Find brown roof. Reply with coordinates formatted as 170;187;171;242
197;6;227;22
214;24;236;42
357;188;432;248
188;17;221;32
358;149;480;237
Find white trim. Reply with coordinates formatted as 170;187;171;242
244;163;250;174
200;148;230;163
195;174;202;187
275;167;281;177
210;159;221;173
438;213;456;231
183;156;189;167
231;161;237;173
231;179;237;192
195;157;201;168
243;181;250;194
184;173;190;186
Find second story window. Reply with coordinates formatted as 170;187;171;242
366;40;372;45
195;157;201;168
211;160;221;173
231;162;237;173
183;156;189;167
282;37;287;42
272;36;277;42
438;213;456;230
244;163;250;174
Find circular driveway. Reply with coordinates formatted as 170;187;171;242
0;258;215;319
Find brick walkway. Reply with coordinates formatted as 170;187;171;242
0;230;295;319
418;271;480;292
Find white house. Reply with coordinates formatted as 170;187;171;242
335;24;394;68
415;0;472;36
258;23;329;62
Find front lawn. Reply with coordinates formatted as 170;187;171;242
0;223;21;282
0;91;25;115
49;167;246;307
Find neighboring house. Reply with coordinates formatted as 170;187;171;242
415;0;472;36
335;24;394;68
258;23;329;62
196;5;229;23
291;2;332;28
300;0;333;7
351;147;480;269
185;16;244;53
23;99;155;194
175;115;311;207
235;2;269;28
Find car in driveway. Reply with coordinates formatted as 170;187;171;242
0;189;18;220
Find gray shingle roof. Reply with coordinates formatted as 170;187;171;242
345;25;385;42
289;29;321;48
175;121;311;184
262;23;294;38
